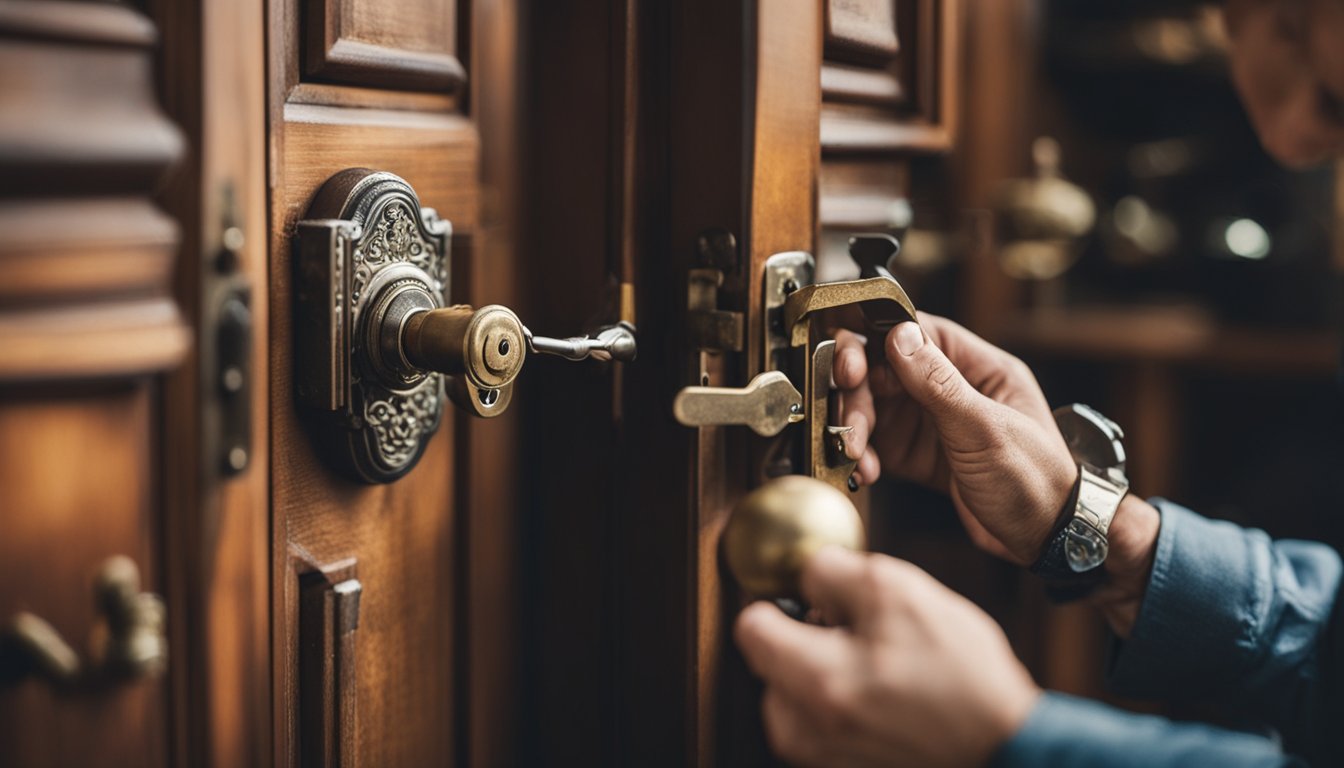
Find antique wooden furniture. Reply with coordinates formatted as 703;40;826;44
0;1;967;765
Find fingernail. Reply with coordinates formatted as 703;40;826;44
894;322;924;356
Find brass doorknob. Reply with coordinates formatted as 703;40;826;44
723;475;865;600
295;169;636;482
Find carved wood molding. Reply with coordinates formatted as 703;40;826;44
0;2;188;382
819;0;960;155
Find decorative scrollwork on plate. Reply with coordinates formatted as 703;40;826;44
362;378;443;472
294;169;453;483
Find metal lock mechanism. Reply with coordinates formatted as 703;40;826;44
673;234;917;492
295;169;635;483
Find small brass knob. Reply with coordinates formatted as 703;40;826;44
723;475;865;600
1;555;166;687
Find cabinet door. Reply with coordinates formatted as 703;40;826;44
0;2;186;765
267;1;519;765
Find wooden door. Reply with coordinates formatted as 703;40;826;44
520;1;959;764
266;1;521;765
518;0;821;764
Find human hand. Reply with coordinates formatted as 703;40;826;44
834;314;1075;565
734;547;1040;768
834;314;1161;636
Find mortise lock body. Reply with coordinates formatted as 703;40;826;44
295;169;635;483
673;233;918;492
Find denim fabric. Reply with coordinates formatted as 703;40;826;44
993;500;1343;767
992;692;1306;767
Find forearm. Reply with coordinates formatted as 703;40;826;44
1100;500;1343;749
992;692;1304;768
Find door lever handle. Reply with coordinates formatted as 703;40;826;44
672;371;803;436
1;556;167;688
524;322;637;363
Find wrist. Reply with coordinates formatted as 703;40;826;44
981;682;1042;766
1089;495;1160;638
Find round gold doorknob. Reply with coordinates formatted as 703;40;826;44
723;475;865;600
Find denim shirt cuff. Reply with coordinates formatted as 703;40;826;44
990;691;1301;767
1106;499;1260;700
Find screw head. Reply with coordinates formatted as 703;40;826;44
782;278;799;295
221;366;244;394
227;447;248;472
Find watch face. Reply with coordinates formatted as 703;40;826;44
1064;519;1108;572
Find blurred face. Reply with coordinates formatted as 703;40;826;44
1226;0;1344;167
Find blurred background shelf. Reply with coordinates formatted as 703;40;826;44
999;305;1341;374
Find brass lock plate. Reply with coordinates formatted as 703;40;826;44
294;169;451;483
763;251;814;372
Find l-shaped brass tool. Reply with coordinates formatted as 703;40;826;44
779;235;917;489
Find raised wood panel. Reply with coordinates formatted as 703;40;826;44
302;0;466;93
0;388;167;768
825;0;900;62
821;0;960;155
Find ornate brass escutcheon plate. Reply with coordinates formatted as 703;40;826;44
294;168;451;484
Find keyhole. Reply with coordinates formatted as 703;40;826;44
499;338;510;356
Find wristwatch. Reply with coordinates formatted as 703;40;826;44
1031;404;1129;598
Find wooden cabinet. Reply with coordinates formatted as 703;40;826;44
0;3;185;765
0;1;966;765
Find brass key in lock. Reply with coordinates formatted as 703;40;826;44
295;168;637;483
399;304;528;417
399;303;637;417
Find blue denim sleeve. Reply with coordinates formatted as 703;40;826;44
1107;500;1343;749
992;692;1304;768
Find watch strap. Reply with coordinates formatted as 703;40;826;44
1031;464;1128;601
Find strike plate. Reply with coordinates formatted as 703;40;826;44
763;251;814;372
294;169;451;483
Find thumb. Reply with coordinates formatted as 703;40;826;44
884;321;987;432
